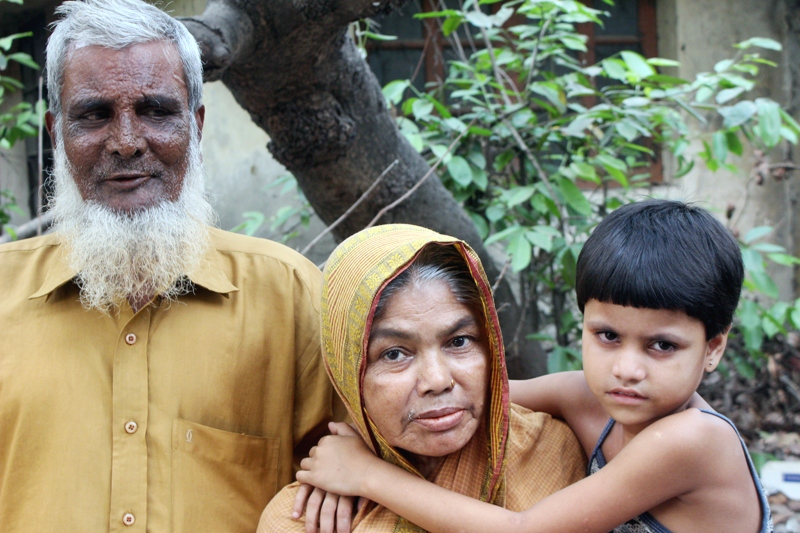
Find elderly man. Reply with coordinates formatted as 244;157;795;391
0;0;338;531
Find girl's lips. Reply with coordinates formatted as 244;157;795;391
607;389;647;405
411;408;466;432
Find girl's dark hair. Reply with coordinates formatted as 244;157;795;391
576;200;744;340
373;244;482;321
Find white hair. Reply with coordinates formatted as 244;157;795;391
49;129;216;313
46;0;204;127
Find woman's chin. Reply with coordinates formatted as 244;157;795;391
401;416;481;459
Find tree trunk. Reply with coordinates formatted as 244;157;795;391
180;0;546;377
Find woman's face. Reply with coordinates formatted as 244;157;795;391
363;278;489;463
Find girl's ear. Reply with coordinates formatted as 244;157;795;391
704;325;731;372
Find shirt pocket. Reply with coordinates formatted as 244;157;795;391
171;418;280;533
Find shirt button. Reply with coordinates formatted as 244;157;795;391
125;421;138;434
122;512;135;526
125;333;137;345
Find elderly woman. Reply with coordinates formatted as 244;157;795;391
258;224;584;532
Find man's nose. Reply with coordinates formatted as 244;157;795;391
416;351;456;396
106;113;147;158
611;348;646;383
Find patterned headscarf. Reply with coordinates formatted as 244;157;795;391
321;224;510;531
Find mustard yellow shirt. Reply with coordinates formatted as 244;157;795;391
0;227;338;533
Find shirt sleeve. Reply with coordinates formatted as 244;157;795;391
290;264;347;474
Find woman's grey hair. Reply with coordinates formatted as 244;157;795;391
373;244;484;321
46;0;203;125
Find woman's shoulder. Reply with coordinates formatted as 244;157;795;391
504;405;587;510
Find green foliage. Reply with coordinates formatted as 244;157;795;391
231;174;313;243
0;6;42;238
381;0;797;371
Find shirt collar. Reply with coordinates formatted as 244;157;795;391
29;236;239;300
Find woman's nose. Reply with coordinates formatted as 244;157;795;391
611;349;646;383
416;351;455;396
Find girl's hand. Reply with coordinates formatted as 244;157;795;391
297;422;378;496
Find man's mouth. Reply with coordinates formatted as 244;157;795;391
102;173;153;190
410;407;466;432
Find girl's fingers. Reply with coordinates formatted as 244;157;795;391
292;483;314;520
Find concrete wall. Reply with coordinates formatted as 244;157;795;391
657;0;799;298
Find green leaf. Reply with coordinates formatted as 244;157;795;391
508;233;532;272
470;213;489;240
382;80;409;105
646;74;689;85
621;51;656;80
485;204;506;223
442;15;465;36
738;299;762;330
430;144;452;165
447;156;473;187
755;98;782;148
504;185;535;207
646;57;680;67
735;37;783;51
570;162;599;183
412;98;434;120
601;58;627;81
714;59;734;73
767;252;800;266
744;225;772;243
779;108;800;137
615;120;639;142
719;101;757;128
465;11;493;28
748;270;779;299
622;96;649;107
471;167;488;191
556;177;592;216
712;131;728;162
716;87;745;104
526;228;554;252
361;31;397;41
7;52;38;70
413;9;460;18
0;32;32;52
726;131;744;156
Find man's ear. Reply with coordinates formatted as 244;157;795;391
704;325;730;372
194;105;205;141
45;111;57;146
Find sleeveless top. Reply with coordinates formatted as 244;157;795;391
588;409;773;533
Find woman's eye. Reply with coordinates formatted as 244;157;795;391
451;336;470;348
382;348;406;362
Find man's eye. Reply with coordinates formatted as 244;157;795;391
82;110;109;121
143;107;169;118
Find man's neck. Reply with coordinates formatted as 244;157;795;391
128;294;154;313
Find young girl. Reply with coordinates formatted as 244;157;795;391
296;200;773;533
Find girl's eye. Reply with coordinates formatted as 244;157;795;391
651;341;676;353
597;331;618;343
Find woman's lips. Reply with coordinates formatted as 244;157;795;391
411;407;466;432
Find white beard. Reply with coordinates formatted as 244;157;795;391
49;133;216;313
